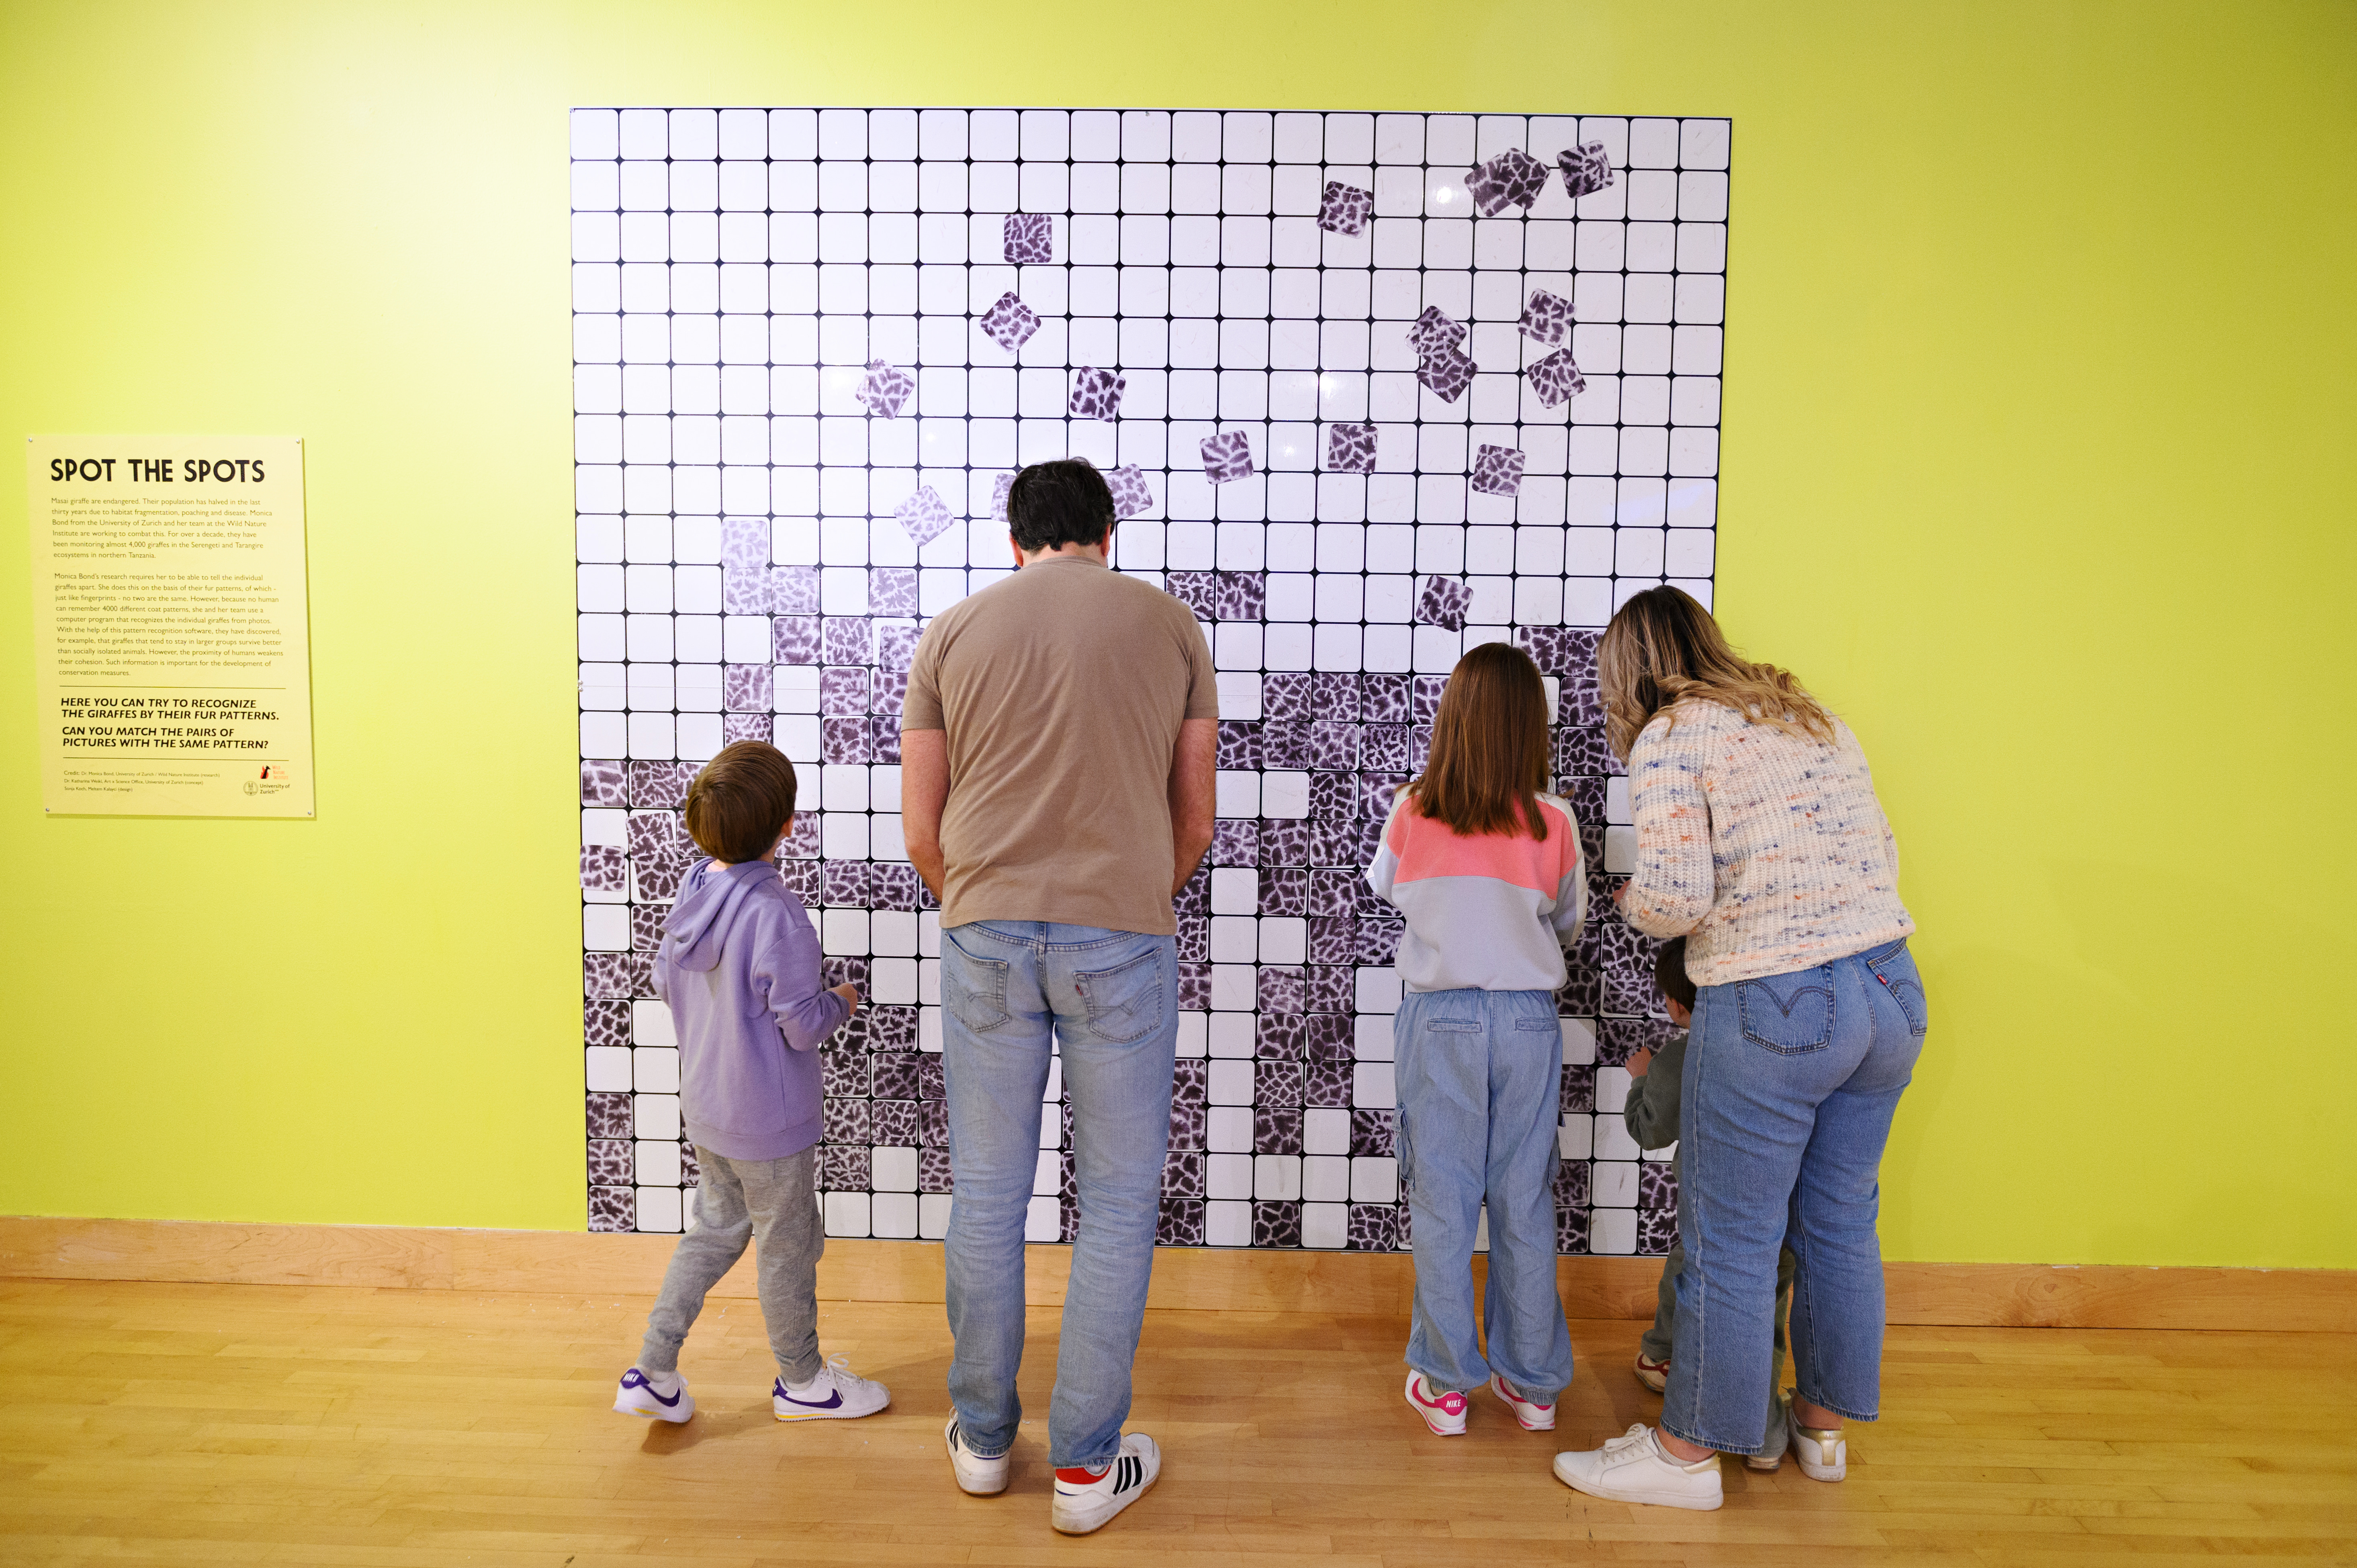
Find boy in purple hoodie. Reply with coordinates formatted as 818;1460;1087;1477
612;741;890;1425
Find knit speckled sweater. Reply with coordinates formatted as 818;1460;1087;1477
1622;698;1913;985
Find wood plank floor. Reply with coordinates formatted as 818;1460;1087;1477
1;1278;2351;1566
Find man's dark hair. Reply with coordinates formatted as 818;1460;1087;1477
1007;458;1115;554
1654;936;1697;1012
683;741;798;863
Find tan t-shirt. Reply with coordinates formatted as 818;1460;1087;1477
901;556;1217;934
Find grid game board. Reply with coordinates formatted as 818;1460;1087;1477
571;107;1729;1252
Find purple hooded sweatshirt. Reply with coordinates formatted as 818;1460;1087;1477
651;857;850;1161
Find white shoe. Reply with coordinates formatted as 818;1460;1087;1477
613;1366;694;1423
945;1415;1010;1496
1050;1432;1160;1535
1489;1372;1557;1431
1745;1394;1792;1473
1553;1423;1724;1511
1404;1371;1469;1436
1786;1402;1848;1481
772;1354;890;1421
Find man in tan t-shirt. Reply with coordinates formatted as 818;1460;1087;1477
900;458;1216;1535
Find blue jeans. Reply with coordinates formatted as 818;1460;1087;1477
1665;938;1929;1454
1393;987;1575;1399
939;921;1178;1469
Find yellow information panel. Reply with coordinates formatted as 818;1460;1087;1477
26;435;314;817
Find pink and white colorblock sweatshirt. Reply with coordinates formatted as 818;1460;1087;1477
1366;789;1588;994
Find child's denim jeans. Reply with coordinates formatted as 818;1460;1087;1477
1393;986;1575;1400
938;921;1178;1470
1665;938;1928;1453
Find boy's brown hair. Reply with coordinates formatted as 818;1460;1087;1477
1413;641;1553;840
682;742;798;863
1654;936;1697;1012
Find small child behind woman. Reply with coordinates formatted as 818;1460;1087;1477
1367;642;1586;1437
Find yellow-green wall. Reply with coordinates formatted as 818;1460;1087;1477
2;2;2350;1266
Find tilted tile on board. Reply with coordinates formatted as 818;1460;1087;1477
1415;343;1476;403
977;290;1041;353
1415;575;1473;632
1528;347;1588;409
1317;180;1372;235
856;360;915;418
1200;429;1256;484
1558;140;1616;199
1068;366;1125;420
1107;462;1154;519
1471;444;1526;497
1518;288;1576;346
1466;147;1549;215
1324;421;1377;474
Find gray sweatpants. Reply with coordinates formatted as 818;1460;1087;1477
638;1144;825;1384
1644;1241;1797;1451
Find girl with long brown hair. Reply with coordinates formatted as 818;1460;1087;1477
1365;641;1587;1440
1552;587;1924;1513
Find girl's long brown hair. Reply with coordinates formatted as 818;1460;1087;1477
1412;642;1552;840
1597;586;1836;761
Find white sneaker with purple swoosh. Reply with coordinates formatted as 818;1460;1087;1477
613;1367;694;1423
772;1354;891;1421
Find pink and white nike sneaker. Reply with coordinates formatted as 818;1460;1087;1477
1404;1371;1469;1435
1489;1372;1556;1431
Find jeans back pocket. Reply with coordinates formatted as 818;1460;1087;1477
942;932;1012;1033
1862;940;1929;1038
1073;947;1165;1044
1737;967;1835;1055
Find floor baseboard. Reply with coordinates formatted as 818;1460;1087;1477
2;1215;2346;1332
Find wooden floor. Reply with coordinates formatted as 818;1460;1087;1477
1;1279;2351;1566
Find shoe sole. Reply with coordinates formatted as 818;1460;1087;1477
1634;1368;1667;1393
614;1398;693;1424
1551;1460;1722;1512
1050;1471;1157;1535
775;1404;888;1421
945;1420;1010;1496
1794;1453;1846;1481
1489;1376;1555;1431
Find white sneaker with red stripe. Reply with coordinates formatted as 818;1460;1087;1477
1489;1372;1556;1431
1050;1432;1160;1535
1404;1371;1469;1435
1633;1351;1670;1393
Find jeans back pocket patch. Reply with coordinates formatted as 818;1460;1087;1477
1737;969;1835;1055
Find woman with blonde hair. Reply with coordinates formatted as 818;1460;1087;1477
1552;587;1925;1512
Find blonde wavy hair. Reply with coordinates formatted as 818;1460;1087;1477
1597;587;1836;762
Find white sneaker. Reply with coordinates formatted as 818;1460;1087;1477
1553;1423;1724;1511
1489;1372;1557;1431
945;1415;1010;1496
613;1366;694;1423
1050;1432;1160;1535
1745;1394;1792;1473
772;1354;890;1421
1786;1402;1848;1481
1404;1371;1469;1436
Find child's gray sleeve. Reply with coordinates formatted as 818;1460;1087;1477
1620;1035;1687;1152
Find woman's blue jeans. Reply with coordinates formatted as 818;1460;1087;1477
1664;938;1929;1453
1394;987;1575;1400
938;921;1178;1470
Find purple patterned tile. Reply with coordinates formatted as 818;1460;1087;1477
869;567;918;616
1561;1062;1597;1114
1175;865;1211;918
892;485;953;549
1471;444;1526;498
1303;1013;1352;1061
1167;1097;1205;1153
1306;867;1358;918
1415;576;1471;632
586;1092;633;1139
1003;212;1053;265
628;760;696;809
584;1000;630;1050
1258;867;1307;917
1308;720;1360;771
1214;571;1266;621
589;1185;635;1233
1251;1200;1303;1248
1108;462;1154;520
630;904;669;953
1325;421;1377;474
772;615;820;665
1408;306;1465;356
1411;675;1449;725
1639;1160;1679;1212
1467;147;1550;216
872;863;923;912
721;713;767;747
1349;1107;1394;1158
1260;819;1314;867
1210;819;1259;867
1161;1150;1204;1198
1260;722;1310;769
1557;961;1603;1019
581;759;626;807
1253;1107;1304;1156
1216;719;1263;771
873;669;909;717
581;844;626;893
1636;1206;1678;1257
1309;770;1357;822
872;1098;920;1147
1303;1058;1354;1108
1346;1204;1400;1252
856;360;915;419
724;664;773;713
819;666;870;716
1357;674;1408;725
1257;965;1306;1014
990;471;1015;525
1257;1060;1304;1106
1176;918;1209;963
1359;766;1406;819
1415;344;1477;403
918;1056;946;1102
1164;570;1217;621
1556;1203;1593;1255
584;952;653;1000
1177;961;1212;1010
920;1146;954;1192
1554;724;1621;778
627;810;693;864
870;716;903;763
821;1144;870;1190
1158;1198;1206;1245
783;812;823;859
821;617;872;666
771;564;820;614
1558;140;1616;200
1307;914;1357;965
869;1005;919;1050
1362;723;1412;772
1200;429;1255;484
1317;180;1373;236
877;622;921;672
977;290;1040;353
872;1053;921;1100
1518;288;1576;348
634;857;689;902
1262;671;1313;723
1256;1014;1306;1060
921;1100;950;1147
822;859;873;908
1529;348;1588;409
822;1051;870;1099
1555;1157;1590;1211
1354;918;1403;966
1068;366;1125;420
820;716;872;763
1305;964;1354;1014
